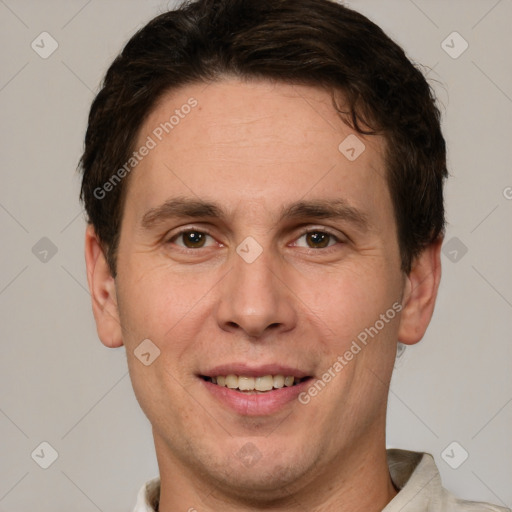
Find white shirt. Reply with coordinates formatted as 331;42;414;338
133;449;509;512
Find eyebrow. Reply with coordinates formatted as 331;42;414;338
140;196;369;231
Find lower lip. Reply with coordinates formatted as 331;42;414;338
201;378;312;416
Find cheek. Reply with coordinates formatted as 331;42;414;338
118;263;209;421
298;260;399;341
116;257;214;345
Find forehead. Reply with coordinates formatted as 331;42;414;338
125;79;391;229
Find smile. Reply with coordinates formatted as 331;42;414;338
201;374;307;393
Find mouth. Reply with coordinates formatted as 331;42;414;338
198;364;314;415
198;365;314;416
200;374;311;393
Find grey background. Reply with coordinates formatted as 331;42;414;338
0;0;511;510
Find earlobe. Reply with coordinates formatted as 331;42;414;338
397;237;443;345
84;224;124;348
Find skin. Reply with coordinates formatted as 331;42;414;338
85;79;442;511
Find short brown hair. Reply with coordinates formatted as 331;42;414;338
79;0;448;276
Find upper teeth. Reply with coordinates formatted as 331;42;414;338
211;375;297;391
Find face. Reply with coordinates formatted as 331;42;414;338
86;79;440;502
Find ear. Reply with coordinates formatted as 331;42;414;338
84;224;123;348
397;237;443;345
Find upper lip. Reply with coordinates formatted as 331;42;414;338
201;363;311;379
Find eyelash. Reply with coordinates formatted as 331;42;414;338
165;227;345;253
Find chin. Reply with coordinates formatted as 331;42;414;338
203;441;313;500
215;465;307;503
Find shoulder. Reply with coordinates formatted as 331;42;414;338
438;493;510;512
386;449;509;512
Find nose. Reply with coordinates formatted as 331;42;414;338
214;242;298;340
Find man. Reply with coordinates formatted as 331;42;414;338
79;0;507;510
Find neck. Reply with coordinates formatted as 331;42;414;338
154;430;397;512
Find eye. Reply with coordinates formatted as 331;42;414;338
293;230;341;249
166;228;343;252
168;229;216;249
